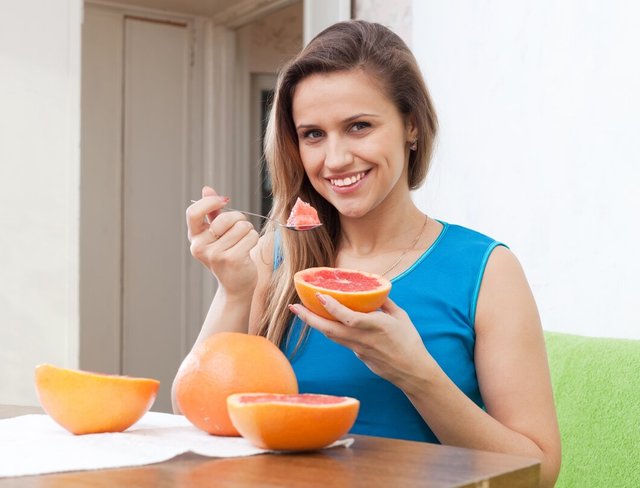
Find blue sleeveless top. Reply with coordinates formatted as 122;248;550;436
278;221;506;443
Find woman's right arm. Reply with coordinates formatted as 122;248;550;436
172;186;272;413
187;187;259;339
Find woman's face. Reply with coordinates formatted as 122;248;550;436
292;69;416;219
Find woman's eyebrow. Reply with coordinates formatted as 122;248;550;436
343;112;380;123
296;113;380;130
296;123;316;130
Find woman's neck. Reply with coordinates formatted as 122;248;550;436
338;199;426;257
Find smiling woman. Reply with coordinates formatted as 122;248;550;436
175;20;561;488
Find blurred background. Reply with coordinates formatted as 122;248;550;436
1;0;638;411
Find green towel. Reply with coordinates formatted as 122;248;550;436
544;331;640;487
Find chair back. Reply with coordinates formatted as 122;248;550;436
545;331;640;487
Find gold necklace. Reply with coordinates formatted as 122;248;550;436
381;214;429;277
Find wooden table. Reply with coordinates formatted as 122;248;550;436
0;405;539;487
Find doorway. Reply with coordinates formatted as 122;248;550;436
79;1;302;412
251;73;277;222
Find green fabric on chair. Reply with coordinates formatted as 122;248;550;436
544;331;640;487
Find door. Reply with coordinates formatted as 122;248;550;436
121;17;190;412
80;6;196;412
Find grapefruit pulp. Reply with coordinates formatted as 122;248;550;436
294;267;392;320
34;364;159;435
286;197;321;230
227;393;359;451
174;332;298;436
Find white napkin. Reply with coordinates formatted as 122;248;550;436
0;412;354;478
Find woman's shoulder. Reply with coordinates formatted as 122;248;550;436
434;220;507;254
437;220;501;243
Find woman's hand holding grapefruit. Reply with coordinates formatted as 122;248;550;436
290;296;435;388
187;186;260;297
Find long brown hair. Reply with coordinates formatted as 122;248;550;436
256;20;438;347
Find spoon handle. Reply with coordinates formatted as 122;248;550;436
190;200;278;225
226;208;277;223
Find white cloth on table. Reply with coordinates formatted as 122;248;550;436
0;411;353;478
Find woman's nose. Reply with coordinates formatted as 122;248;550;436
324;137;354;170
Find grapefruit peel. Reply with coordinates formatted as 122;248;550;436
227;393;360;451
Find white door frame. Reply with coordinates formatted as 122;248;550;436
202;0;302;310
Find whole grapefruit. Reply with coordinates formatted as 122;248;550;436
34;364;159;435
294;267;392;320
227;393;360;451
174;332;298;436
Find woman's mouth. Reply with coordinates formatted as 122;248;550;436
328;171;369;191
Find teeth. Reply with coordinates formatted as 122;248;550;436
330;172;366;187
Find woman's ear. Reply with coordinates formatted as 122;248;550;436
405;114;418;143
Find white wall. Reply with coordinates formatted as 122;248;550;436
353;0;412;47
303;0;350;45
0;0;81;404
412;1;640;339
238;1;302;74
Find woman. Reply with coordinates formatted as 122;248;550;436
177;20;560;487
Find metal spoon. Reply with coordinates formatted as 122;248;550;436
190;201;323;232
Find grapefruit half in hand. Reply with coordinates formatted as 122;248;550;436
34;364;159;435
294;267;392;320
227;393;359;451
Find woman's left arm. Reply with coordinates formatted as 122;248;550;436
404;246;561;487
477;246;561;485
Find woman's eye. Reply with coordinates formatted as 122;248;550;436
350;121;371;132
303;129;323;139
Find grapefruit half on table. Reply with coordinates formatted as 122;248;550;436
294;267;392;320
34;364;159;435
227;393;360;451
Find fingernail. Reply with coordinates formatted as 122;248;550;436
220;196;230;203
315;293;327;305
288;304;299;314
